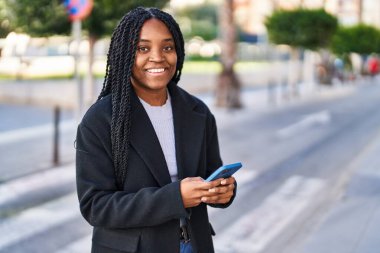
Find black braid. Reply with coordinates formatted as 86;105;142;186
97;7;185;189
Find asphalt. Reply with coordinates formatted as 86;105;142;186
298;122;380;253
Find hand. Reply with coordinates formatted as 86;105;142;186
180;177;224;208
201;177;235;205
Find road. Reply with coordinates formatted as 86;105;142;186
1;80;380;252
0;104;75;181
212;80;380;253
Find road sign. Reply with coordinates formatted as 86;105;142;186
64;0;93;21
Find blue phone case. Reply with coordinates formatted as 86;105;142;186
205;162;242;182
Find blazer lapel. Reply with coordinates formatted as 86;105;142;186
170;86;207;180
129;91;171;187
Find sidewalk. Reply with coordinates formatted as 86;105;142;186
298;118;380;253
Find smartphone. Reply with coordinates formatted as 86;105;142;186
205;162;242;182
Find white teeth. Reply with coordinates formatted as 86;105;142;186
147;68;165;73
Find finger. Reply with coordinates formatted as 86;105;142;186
195;189;215;198
199;189;221;198
228;183;235;190
193;198;203;206
208;178;224;187
221;177;235;185
201;194;224;203
185;177;204;182
215;197;232;204
197;177;228;190
213;190;234;199
208;186;229;194
195;180;221;190
181;178;191;182
209;182;235;193
205;195;232;204
194;186;228;197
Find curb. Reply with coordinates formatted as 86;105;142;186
0;164;75;217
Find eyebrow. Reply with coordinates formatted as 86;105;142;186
139;38;174;43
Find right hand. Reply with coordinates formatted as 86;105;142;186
180;177;223;208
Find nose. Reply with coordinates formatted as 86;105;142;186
149;49;164;62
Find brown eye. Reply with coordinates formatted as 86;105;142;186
137;46;149;52
163;46;174;52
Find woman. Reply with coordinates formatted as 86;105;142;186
76;7;237;253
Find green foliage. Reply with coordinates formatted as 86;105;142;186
265;8;338;50
175;4;218;41
0;0;12;37
6;0;71;36
83;0;169;38
6;0;169;38
331;24;380;55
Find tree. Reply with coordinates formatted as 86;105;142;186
331;24;380;75
265;8;338;86
0;0;12;38
265;8;338;51
331;24;380;56
215;0;241;108
6;0;71;36
7;0;169;102
175;3;218;41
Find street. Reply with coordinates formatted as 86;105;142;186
212;80;380;253
0;104;75;181
1;80;380;252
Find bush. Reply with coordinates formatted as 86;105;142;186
331;24;380;56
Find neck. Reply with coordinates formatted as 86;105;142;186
134;88;167;106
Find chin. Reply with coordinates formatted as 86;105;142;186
145;80;171;90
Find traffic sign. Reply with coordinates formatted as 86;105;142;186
64;0;93;21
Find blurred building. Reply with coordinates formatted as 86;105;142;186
234;0;380;39
0;32;109;78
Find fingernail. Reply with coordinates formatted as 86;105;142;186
221;180;227;185
209;188;216;193
201;197;207;202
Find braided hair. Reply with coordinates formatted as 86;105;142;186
97;7;185;189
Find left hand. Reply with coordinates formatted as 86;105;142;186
201;177;235;204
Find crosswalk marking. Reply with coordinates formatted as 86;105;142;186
0;194;80;250
277;110;331;138
214;175;325;253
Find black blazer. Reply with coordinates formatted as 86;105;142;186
76;84;236;253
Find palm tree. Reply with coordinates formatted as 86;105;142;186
215;0;241;108
357;0;363;23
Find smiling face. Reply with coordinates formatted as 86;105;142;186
131;18;177;105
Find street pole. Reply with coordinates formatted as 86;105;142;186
53;106;60;166
72;20;84;121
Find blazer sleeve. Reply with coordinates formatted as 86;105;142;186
76;122;189;229
205;113;237;209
